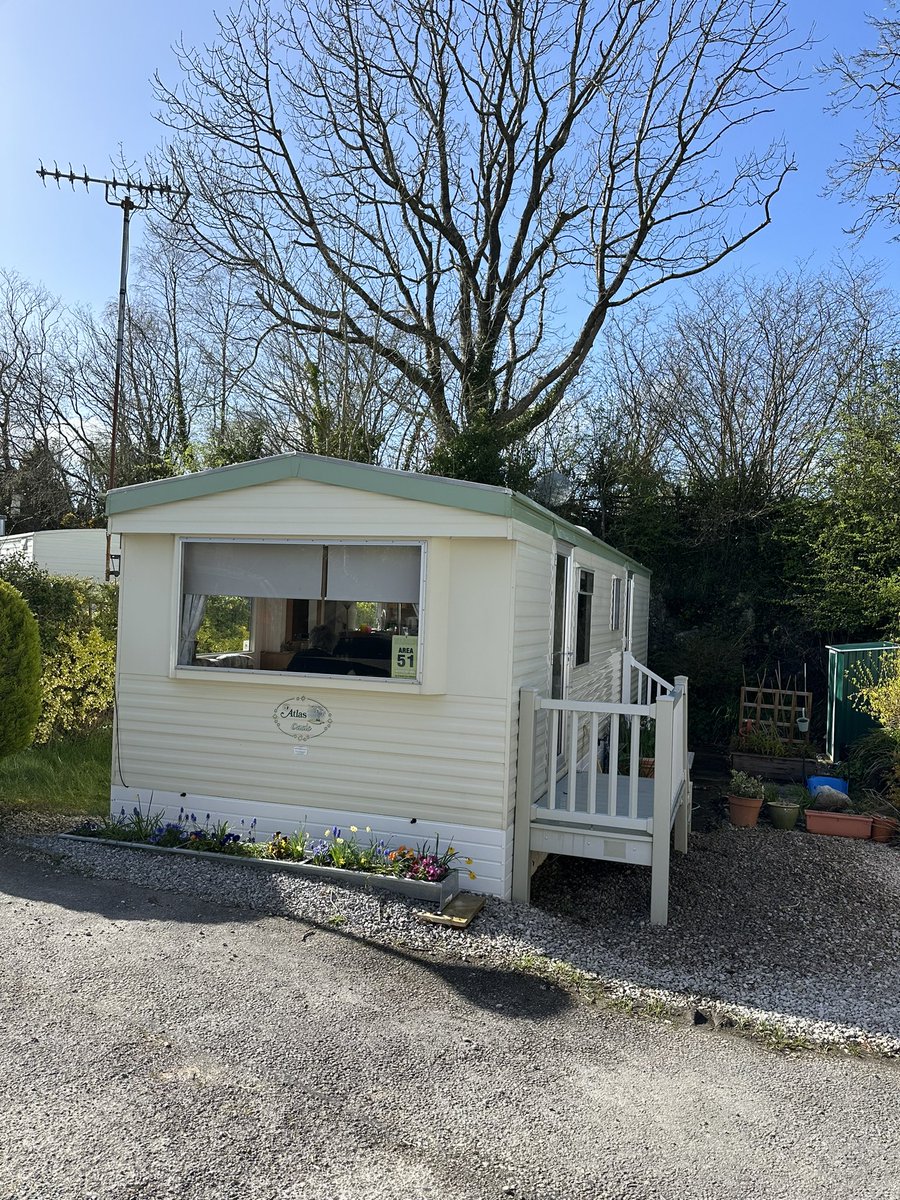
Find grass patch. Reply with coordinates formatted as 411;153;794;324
0;729;111;816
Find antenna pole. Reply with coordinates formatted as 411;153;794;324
36;162;188;579
108;195;135;513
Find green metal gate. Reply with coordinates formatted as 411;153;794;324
826;642;900;761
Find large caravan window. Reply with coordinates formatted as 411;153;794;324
178;540;423;681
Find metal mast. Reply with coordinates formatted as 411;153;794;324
36;162;188;579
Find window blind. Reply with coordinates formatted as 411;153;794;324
183;542;324;598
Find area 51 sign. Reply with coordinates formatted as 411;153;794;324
391;635;418;679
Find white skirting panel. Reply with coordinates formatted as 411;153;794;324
529;823;652;866
502;822;515;899
110;787;510;898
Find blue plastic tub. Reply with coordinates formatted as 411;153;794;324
806;775;849;796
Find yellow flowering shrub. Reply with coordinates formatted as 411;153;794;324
34;626;116;744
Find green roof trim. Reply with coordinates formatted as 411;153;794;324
827;642;900;653
106;452;650;576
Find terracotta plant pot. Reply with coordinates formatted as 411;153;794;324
767;801;800;831
804;810;873;839
870;816;900;843
727;794;763;828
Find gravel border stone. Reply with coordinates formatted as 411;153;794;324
9;817;900;1057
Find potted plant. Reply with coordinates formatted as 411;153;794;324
616;717;656;776
851;789;900;843
726;770;766;828
766;783;806;832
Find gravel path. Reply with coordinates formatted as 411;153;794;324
1;847;899;1200
13;818;900;1056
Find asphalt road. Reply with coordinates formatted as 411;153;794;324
0;848;898;1200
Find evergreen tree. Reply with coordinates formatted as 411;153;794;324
0;580;42;758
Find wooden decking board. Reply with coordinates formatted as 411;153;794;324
535;770;655;820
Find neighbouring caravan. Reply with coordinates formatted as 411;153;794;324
0;528;117;582
107;454;690;921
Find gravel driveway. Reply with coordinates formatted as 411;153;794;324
21;817;900;1056
1;844;899;1200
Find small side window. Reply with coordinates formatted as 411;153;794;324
610;576;622;632
575;569;594;666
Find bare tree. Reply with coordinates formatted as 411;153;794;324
602;263;890;504
0;273;64;474
244;319;432;466
155;0;804;459
827;8;900;237
0;273;82;528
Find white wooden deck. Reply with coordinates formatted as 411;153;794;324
513;657;692;923
530;762;692;870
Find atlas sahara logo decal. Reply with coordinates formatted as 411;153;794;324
273;696;333;742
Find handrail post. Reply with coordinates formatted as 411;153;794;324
512;687;539;904
674;675;691;854
621;648;633;703
650;691;675;925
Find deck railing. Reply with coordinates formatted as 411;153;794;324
542;693;653;825
621;649;674;706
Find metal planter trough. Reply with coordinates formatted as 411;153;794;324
59;835;460;908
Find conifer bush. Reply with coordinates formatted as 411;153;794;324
0;581;42;758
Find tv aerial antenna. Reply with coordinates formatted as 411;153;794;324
36;162;189;579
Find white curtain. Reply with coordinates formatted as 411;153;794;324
179;593;208;665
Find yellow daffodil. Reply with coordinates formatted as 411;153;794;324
468;871;477;880
350;826;358;833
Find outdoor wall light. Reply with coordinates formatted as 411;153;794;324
108;552;122;579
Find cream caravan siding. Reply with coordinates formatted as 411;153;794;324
115;531;515;833
0;530;112;581
568;548;627;706
507;523;554;818
34;530;110;581
631;572;651;664
0;534;33;563
109;477;509;540
505;525;650;818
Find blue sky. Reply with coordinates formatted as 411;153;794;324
0;0;896;313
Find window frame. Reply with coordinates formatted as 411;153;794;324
172;536;428;686
610;575;622;632
575;567;594;667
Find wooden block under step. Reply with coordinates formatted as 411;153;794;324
415;892;485;929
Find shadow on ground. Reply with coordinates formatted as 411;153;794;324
0;842;572;1022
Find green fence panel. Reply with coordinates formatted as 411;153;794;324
826;642;900;761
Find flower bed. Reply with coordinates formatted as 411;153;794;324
66;805;474;906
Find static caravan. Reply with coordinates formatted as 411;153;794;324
0;528;117;582
107;454;691;921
